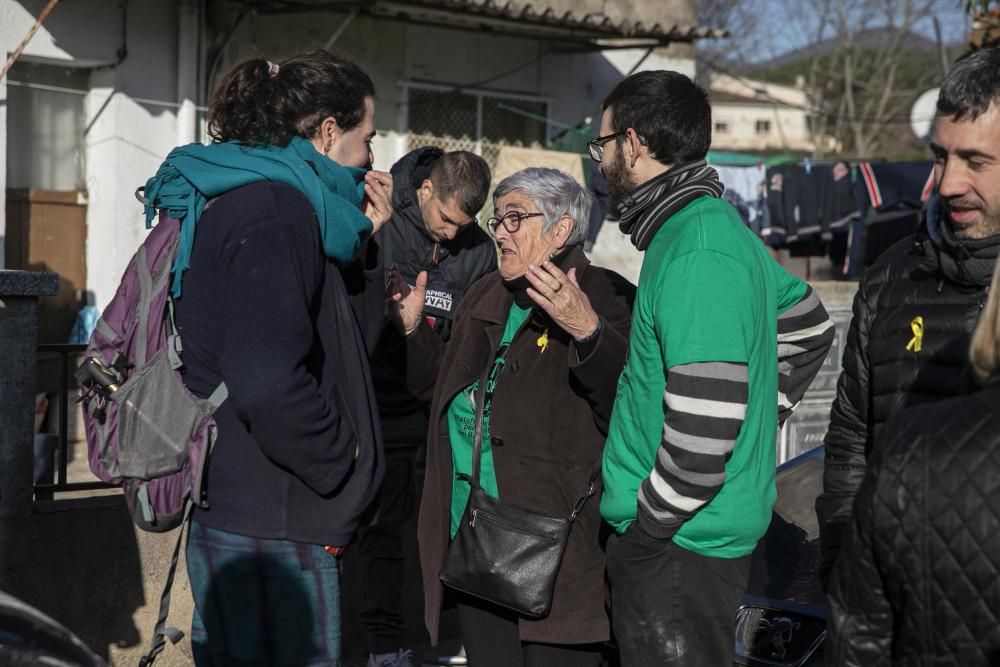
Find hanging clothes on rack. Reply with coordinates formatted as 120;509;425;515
762;163;859;247
712;163;767;234
843;160;934;276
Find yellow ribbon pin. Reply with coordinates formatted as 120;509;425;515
905;316;924;352
536;329;549;354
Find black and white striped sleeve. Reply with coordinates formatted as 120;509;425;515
637;361;748;539
777;286;835;426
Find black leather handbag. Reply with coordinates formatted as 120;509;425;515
439;371;598;618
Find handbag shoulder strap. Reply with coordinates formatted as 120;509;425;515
469;341;600;522
470;377;490;485
471;343;511;484
568;463;601;522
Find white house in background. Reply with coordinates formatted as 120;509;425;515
2;0;723;323
708;72;824;153
1;0;200;339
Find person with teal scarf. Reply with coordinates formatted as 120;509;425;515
160;50;392;667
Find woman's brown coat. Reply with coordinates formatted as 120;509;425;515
403;245;635;645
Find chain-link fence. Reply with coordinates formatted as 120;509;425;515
406;86;547;172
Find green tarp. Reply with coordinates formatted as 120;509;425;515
707;150;799;167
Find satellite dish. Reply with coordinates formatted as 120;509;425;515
910;88;940;140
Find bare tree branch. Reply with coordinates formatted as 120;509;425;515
761;0;959;155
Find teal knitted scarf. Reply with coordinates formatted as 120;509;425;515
143;136;372;297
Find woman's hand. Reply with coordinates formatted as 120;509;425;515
388;267;427;336
525;261;600;340
363;170;393;233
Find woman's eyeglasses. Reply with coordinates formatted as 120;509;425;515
486;210;546;235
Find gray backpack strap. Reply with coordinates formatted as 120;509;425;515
207;382;228;408
94;318;119;343
137;485;155;525
137;235;178;367
190;386;226;510
165;298;184;371
135;246;153;367
137;500;193;667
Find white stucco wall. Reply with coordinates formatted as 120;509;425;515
83;2;185;310
1;0;192;307
228;10;410;172
602;49;696;81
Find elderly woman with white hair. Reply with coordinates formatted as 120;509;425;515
388;167;635;666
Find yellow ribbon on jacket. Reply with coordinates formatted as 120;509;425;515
537;329;549;354
905;316;924;352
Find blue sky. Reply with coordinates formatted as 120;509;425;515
746;1;971;63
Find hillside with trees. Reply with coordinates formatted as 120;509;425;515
698;0;967;160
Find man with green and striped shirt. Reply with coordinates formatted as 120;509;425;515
591;71;834;666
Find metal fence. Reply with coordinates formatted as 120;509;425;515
405;84;548;173
33;344;114;499
407;131;543;174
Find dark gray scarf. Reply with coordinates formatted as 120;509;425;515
614;160;725;251
919;195;1000;287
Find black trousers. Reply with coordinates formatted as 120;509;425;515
455;593;607;667
606;524;751;667
358;446;419;653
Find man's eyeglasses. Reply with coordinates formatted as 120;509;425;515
486;210;546;235
588;131;626;162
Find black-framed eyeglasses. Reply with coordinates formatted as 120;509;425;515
588;131;626;162
486;210;546;235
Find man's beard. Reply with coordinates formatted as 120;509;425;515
603;144;635;213
946;196;1000;240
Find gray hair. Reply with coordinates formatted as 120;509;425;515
492;167;592;246
938;48;1000;121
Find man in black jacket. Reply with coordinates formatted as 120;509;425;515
826;256;1000;666
817;48;1000;585
361;147;495;667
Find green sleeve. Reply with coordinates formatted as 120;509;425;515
654;250;754;369
774;260;810;316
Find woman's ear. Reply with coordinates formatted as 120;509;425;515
555;215;575;248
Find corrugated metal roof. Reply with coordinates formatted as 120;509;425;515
377;0;726;46
246;0;727;49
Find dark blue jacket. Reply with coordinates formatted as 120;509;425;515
371;148;497;446
175;181;383;546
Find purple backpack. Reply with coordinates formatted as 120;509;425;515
77;213;227;533
77;212;227;665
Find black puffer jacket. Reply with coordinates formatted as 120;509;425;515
816;199;999;584
827;380;1000;666
371;147;497;446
